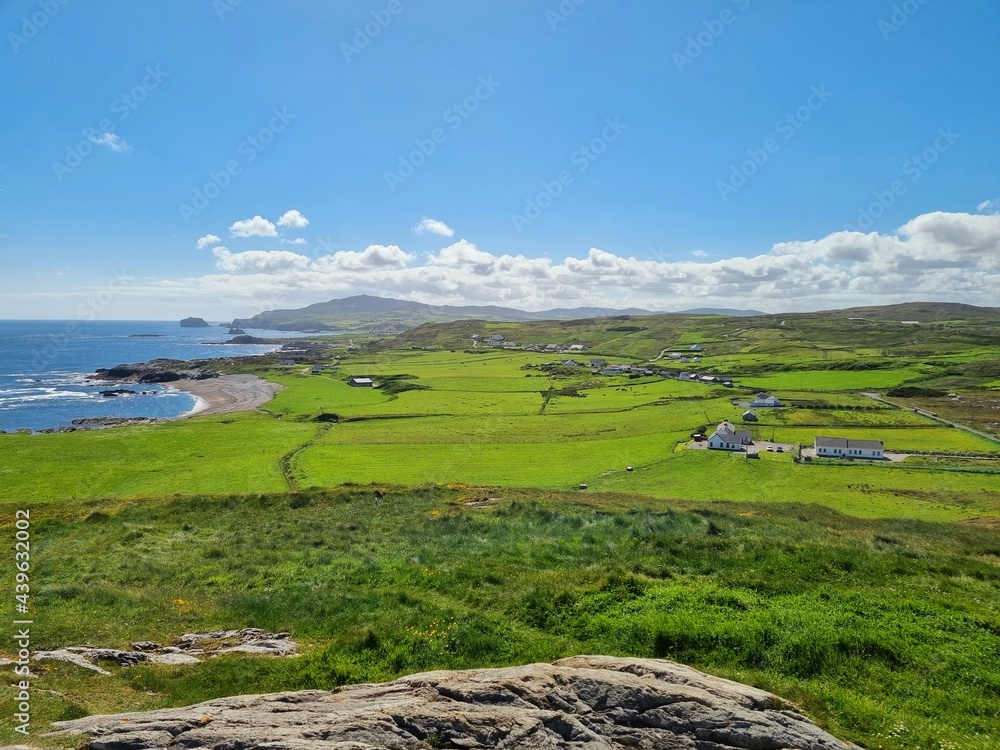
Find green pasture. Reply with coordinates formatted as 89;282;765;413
293;435;1000;522
543;381;726;413
750;407;938;428
316;406;683;445
759;391;888;407
588;450;1000;522
0;413;315;503
296;433;682;489
8;487;997;749
741;368;924;391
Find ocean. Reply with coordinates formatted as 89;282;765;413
0;320;300;433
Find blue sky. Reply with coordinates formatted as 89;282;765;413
1;0;999;319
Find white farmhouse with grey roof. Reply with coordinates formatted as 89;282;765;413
814;436;884;459
707;421;752;451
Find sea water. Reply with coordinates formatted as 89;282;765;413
0;320;298;432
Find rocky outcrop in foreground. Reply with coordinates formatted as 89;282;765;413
51;655;855;749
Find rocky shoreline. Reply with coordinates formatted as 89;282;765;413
87;358;222;385
1;340;332;434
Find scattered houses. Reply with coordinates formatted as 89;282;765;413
707;420;752;451
750;392;782;407
589;358;607;368
348;377;374;388
814;436;884;459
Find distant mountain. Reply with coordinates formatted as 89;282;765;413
817;302;1000;323
230;295;667;332
229;294;775;332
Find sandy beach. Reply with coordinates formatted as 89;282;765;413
167;374;284;418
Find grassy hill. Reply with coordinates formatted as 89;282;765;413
3;487;998;749
389;302;1000;359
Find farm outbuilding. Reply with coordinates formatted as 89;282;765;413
348;377;374;387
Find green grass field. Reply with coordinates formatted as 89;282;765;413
741;368;924;391
2;488;998;749
2;314;999;747
0;412;316;502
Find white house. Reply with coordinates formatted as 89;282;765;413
488;334;505;342
707;421;752;451
750;392;782;407
690;344;703;351
814;436;884;459
348;377;374;388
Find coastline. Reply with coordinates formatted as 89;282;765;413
165;374;284;418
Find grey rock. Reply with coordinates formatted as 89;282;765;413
50;656;856;749
177;633;213;646
80;649;148;667
33;650;111;675
144;653;201;666
130;642;160;652
216;639;298;656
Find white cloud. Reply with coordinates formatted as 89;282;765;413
212;247;312;274
691;249;708;258
57;209;1000;319
280;238;308;245
427;240;497;273
89;132;131;153
196;234;222;249
277;209;309;229
978;199;999;213
313;245;414;272
413;218;455;237
230;215;278;238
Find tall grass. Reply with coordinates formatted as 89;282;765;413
2;487;998;749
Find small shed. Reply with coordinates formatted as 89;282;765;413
742;410;758;422
348;377;374;388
